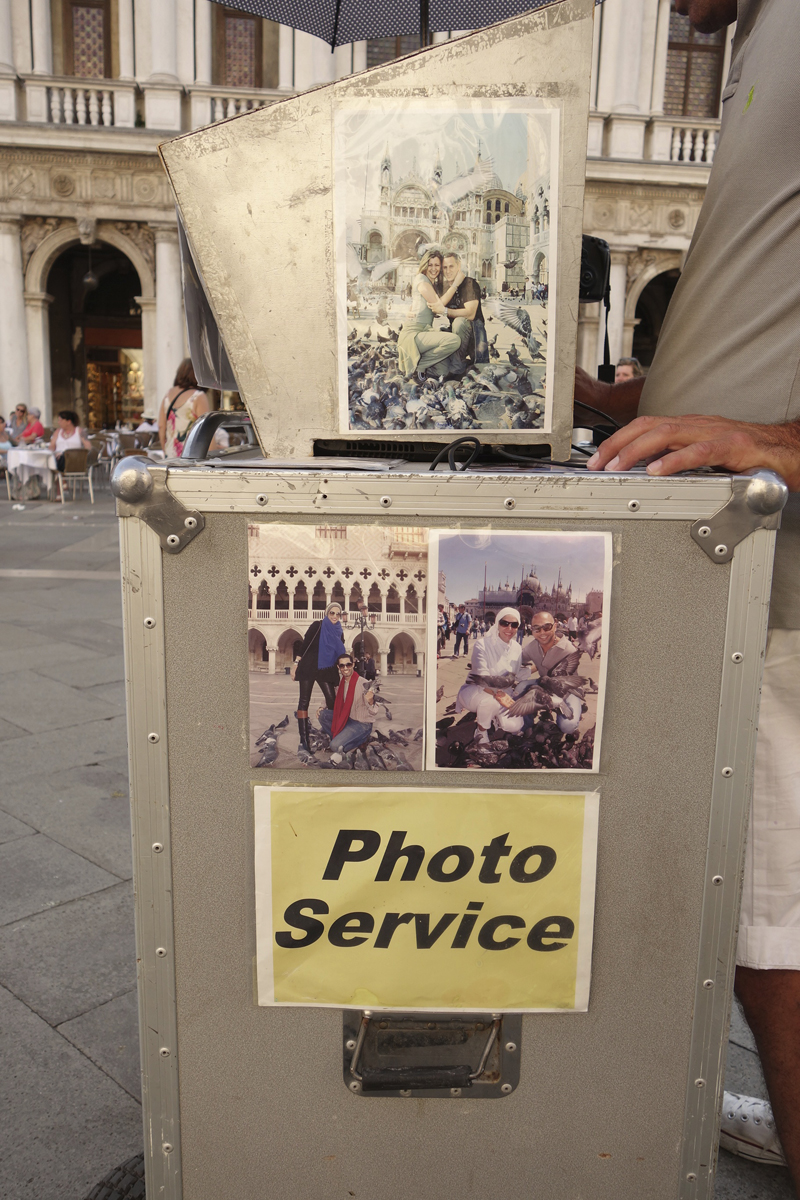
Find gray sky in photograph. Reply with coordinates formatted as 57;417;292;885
439;531;607;603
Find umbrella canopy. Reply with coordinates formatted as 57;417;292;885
207;0;584;51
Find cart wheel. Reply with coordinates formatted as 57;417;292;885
83;1152;146;1200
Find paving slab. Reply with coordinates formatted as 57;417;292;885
725;1040;767;1100
730;997;757;1054
58;988;141;1100
0;763;132;877
0;984;142;1200
34;653;125;689
715;1149;795;1198
17;616;127;655
0;712;127;784
0;638;98;677
0;714;28;741
0;668;117;733
0;833;120;925
0;808;36;844
0;880;135;1024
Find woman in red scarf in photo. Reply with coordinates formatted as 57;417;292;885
317;653;379;759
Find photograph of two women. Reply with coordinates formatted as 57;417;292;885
247;525;611;773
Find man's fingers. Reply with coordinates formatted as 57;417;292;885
586;417;680;470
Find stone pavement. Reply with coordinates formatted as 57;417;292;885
0;492;794;1198
0;493;142;1200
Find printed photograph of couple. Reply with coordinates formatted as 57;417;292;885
248;523;427;771
335;100;558;435
427;531;611;772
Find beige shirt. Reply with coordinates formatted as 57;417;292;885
639;0;800;627
521;634;576;676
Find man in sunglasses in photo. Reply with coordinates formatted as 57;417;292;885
317;652;379;762
521;612;583;735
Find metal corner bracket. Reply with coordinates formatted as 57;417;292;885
691;469;788;563
111;457;205;553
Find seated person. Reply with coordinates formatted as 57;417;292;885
49;410;91;470
521;611;583;735
0;415;13;468
317;653;379;757
441;251;489;371
17;406;45;444
456;607;526;744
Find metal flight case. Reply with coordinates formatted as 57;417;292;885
114;454;786;1200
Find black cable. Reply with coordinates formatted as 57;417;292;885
573;399;621;430
429;435;482;472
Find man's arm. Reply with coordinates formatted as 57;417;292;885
586;413;800;491
446;300;479;321
574;366;644;425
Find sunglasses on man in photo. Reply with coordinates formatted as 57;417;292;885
533;623;555;632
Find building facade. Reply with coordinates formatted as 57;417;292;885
463;567;603;624
247;522;428;676
0;0;728;428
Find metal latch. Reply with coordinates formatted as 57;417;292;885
691;469;788;563
343;1011;521;1098
111;458;204;554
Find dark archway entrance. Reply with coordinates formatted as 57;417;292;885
47;241;143;429
633;269;680;367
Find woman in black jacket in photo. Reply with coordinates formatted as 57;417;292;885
292;602;346;751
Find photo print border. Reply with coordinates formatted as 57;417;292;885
335;98;561;438
248;522;429;772
425;530;612;773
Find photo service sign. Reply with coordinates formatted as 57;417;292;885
254;787;598;1012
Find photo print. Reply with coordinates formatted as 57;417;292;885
335;99;559;435
427;531;611;772
248;523;428;770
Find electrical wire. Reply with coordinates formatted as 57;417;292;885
572;399;621;430
428;436;482;472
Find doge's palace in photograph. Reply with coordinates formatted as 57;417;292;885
0;0;729;428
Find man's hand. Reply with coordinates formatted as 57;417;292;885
586;413;800;491
365;689;374;704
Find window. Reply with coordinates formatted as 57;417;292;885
215;8;263;88
315;525;347;539
367;35;430;68
663;3;726;118
64;0;110;78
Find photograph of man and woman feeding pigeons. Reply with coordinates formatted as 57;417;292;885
427;531;611;771
335;100;558;434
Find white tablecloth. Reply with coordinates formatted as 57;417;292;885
7;448;57;486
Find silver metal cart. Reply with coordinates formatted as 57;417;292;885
114;457;785;1200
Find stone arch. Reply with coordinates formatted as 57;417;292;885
248;627;269;668
367;582;382;611
404;584;419;614
350;629;379;661
25;220;154;298
387;631;417;674
331;580;346;607
256;580;271;610
624;253;683;322
312;580;327;611
274;580;290;610
277;628;303;671
293;580;308;611
532;251;548;285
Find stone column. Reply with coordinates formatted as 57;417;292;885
30;0;52;73
352;41;367;72
137;296;158;417
604;250;629;366
278;26;293;90
194;0;212;84
153;225;185;406
597;0;646;158
0;218;31;420
293;30;335;91
118;0;135;77
0;0;15;72
650;0;671;114
576;302;601;375
24;290;53;426
150;0;177;79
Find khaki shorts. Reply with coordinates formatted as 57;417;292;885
737;629;800;970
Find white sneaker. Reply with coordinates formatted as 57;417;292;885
719;1091;787;1166
330;752;343;764
473;728;490;746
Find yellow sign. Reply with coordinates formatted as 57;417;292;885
254;787;598;1012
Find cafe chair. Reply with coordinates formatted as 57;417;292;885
56;448;95;505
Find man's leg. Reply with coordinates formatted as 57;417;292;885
472;319;489;364
415;330;462;374
734;967;800;1185
331;719;373;753
730;629;800;1185
435;317;472;377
